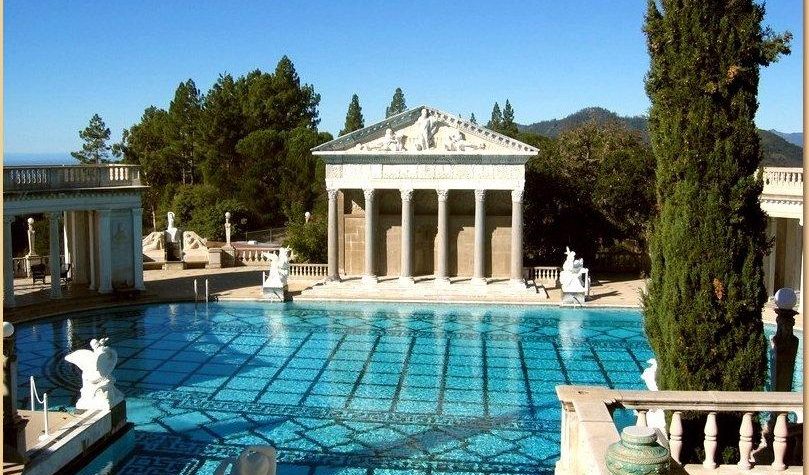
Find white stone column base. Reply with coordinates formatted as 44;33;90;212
361;275;378;286
509;278;527;290
434;277;451;287
471;277;488;286
398;276;415;286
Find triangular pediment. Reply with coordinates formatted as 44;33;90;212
312;106;538;156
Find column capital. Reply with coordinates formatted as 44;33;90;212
436;189;450;202
474;189;486;201
97;209;111;217
132;207;143;217
363;188;375;201
48;211;62;221
400;188;414;202
3;215;15;225
327;188;339;200
511;188;524;202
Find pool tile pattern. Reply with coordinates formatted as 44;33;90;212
14;302;801;474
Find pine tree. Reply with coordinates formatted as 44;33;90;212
385;87;407;118
487;102;502;131
72;114;114;164
167;79;202;184
501;100;519;137
469;113;477;124
340;94;365;136
643;0;790;461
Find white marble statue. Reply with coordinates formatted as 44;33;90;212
640;358;667;436
166;211;180;243
64;338;124;411
414;108;439;150
361;128;404;152
214;446;276;475
445;130;486;152
560;247;590;304
262;247;295;300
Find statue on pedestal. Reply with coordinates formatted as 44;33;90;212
262;247;295;301
164;212;183;261
559;247;590;304
64;338;124;411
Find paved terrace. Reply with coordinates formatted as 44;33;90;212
3;266;797;330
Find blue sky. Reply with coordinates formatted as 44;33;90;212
4;0;803;154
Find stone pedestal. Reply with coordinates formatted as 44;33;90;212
3;325;28;463
207;248;224;269
771;288;799;392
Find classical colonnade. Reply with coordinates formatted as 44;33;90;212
326;186;524;285
3;208;145;306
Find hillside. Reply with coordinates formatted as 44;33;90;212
769;130;803;148
518;107;802;167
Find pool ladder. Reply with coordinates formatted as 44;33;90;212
29;376;50;441
193;278;210;302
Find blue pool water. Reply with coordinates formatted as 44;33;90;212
14;302;802;474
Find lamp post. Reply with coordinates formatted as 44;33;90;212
304;211;311;223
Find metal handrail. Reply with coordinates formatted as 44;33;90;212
29;376;50;440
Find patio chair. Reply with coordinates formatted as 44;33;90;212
30;263;47;285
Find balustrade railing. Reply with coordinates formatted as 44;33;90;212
762;167;803;197
12;255;63;278
233;248;274;266
289;263;328;278
523;266;559;286
556;385;803;474
4;165;142;193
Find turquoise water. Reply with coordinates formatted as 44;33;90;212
14;302;801;474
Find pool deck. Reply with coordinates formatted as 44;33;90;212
3;266;800;330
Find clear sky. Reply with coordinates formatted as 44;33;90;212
4;0;803;154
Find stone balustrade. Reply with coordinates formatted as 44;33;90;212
233;248;273;266
12;255;63;277
762;167;803;197
288;263;329;279
4;165;142;193
523;266;559;286
555;385;803;474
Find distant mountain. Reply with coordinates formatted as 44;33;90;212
769;130;803;148
517;107;802;167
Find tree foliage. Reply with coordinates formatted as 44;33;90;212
500;100;519;137
522;121;655;265
340;94;365;136
643;0;790;461
487;102;502;131
121;56;329;239
385;87;407;118
72;114;117;164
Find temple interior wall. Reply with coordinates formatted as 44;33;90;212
338;189;512;278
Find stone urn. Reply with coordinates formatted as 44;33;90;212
606;426;671;474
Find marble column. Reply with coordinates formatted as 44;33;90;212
510;188;525;287
362;188;377;285
88;211;97;290
62;211;71;268
3;215;16;308
97;209;112;293
49;212;62;299
327;188;340;282
472;189;487;285
435;189;450;286
765;218;777;296
132;208;145;290
399;188;415;285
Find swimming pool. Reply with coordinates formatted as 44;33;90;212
14;302;802;474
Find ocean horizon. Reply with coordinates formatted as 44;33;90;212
5;152;87;166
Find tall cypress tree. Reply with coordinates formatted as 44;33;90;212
643;0;790;459
340;94;365;136
487;102;502;131
385;87;407;118
501;100;519;137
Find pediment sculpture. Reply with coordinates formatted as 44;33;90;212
444;130;486;152
360;128;405;152
64;338;124;411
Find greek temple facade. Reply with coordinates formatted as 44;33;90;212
312;106;538;287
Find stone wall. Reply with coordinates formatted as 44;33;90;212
338;189;512;278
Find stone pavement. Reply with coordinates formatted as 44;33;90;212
3;266;799;329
